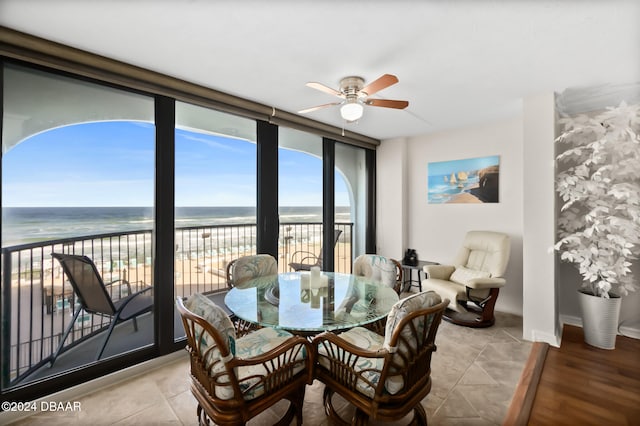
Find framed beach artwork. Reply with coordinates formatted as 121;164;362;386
427;155;500;204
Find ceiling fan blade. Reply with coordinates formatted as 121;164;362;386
365;99;409;109
298;102;341;114
305;82;344;98
361;74;399;96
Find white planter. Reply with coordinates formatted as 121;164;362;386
578;290;621;350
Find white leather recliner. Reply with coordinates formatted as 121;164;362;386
421;230;510;327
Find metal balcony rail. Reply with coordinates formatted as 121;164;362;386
0;221;352;388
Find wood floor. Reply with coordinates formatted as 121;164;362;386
526;325;640;425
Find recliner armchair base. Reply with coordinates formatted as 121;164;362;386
443;308;495;328
443;287;500;328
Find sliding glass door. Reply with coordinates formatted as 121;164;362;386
173;101;257;338
278;127;325;272
335;142;368;270
1;63;155;389
0;59;375;402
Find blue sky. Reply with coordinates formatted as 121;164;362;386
2;121;350;207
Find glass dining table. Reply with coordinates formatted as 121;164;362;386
224;271;400;336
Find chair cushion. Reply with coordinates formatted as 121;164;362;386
215;327;306;401
233;254;277;288
449;266;490;286
318;293;444;399
184;292;236;364
383;291;442;350
452;231;510;277
318;326;385;398
353;255;397;288
382;291;442;393
422;278;468;312
334;325;385;351
319;294;444;399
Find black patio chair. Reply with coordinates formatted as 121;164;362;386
289;229;343;271
50;253;153;365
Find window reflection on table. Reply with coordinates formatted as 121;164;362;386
224;272;399;334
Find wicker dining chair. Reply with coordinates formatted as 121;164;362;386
353;254;404;295
217;254;278;335
176;294;313;426
225;253;278;288
208;254;277;319
313;291;448;425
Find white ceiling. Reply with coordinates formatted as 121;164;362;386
1;0;639;141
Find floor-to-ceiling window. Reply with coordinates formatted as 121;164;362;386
173;101;257;338
335;142;368;267
278;127;327;271
0;45;377;402
1;63;155;390
278;129;363;273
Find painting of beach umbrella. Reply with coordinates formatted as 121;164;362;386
427;155;500;204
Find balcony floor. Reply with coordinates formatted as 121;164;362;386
12;310;531;425
19;310;186;384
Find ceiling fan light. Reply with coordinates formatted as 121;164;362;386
340;102;364;122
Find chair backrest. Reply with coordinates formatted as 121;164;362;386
380;291;448;395
176;294;240;399
315;229;343;266
452;230;510;277
179;293;236;360
353;254;401;291
51;253;116;316
227;254;277;288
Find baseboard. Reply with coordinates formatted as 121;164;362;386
525;329;561;347
523;313;640;346
560;314;640;339
0;350;187;425
619;325;640;339
560;314;582;328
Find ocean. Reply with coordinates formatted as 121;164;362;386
2;206;351;248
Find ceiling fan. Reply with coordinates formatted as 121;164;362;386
299;74;409;122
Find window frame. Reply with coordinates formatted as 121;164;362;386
0;38;377;400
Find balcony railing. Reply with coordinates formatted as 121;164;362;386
1;221;353;388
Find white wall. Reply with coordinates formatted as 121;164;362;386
377;91;638;346
378;118;524;316
522;92;560;346
376;137;408;259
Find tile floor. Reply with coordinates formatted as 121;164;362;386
12;311;531;425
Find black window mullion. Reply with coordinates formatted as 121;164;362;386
154;95;176;354
365;149;376;254
322;138;336;271
256;121;279;258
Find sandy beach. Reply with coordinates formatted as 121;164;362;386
5;241;351;380
172;241;352;294
449;189;483;203
447;174;499;203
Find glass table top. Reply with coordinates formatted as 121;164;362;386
224;272;399;334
